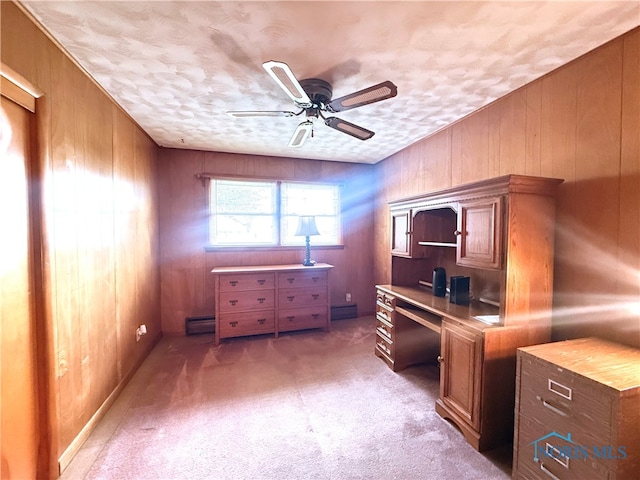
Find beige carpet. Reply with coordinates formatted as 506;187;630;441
62;316;512;479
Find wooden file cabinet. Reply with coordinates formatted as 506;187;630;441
212;264;333;345
513;338;640;480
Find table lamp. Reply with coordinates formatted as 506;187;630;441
295;216;320;266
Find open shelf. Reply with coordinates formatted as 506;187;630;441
417;241;456;248
395;305;441;334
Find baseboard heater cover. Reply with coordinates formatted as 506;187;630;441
331;304;358;320
185;315;215;335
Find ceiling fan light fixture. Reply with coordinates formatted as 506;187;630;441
263;61;312;107
288;120;314;147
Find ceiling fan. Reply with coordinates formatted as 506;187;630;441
227;61;398;147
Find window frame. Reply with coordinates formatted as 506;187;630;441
205;176;343;250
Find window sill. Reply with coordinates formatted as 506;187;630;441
204;244;345;252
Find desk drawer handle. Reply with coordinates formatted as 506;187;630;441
257;318;266;325
287;316;295;322
287;277;295;284
536;396;569;417
229;299;238;306
287;296;295;302
229;321;238;327
312;294;319;300
229;280;238;287
257;297;266;303
548;379;572;400
257;279;266;285
539;462;561;480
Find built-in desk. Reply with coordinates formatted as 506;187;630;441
375;283;540;451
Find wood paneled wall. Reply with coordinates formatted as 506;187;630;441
1;2;161;475
375;28;640;348
158;149;376;335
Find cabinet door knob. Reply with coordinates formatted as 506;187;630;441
437;355;444;364
453;230;462;236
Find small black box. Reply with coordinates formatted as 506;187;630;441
450;276;470;305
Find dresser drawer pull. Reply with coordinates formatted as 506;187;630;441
287;277;295;284
312;276;319;282
229;299;238;306
312;294;319;300
536;396;569;417
287;296;295;301
229;280;238;287
539;462;562;480
257;297;266;303
548;379;572;400
312;313;319;319
257;318;266;325
287;316;295;322
257;279;266;285
229;321;238;327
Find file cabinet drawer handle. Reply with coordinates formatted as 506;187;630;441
539;462;562;480
548;379;572;400
536;396;569;417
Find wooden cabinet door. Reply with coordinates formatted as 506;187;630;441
456;196;503;269
440;320;482;430
390;209;411;257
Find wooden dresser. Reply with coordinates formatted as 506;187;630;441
513;338;640;480
212;263;333;345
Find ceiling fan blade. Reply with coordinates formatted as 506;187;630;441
227;110;296;118
327;80;397;112
263;61;312;107
288;120;314;148
324;117;375;141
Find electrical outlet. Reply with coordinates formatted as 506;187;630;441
346;292;352;302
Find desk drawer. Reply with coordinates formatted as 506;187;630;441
376;290;396;309
278;287;327;307
219;290;275;313
218;311;275;338
278;271;327;288
278;306;327;332
219;273;275;292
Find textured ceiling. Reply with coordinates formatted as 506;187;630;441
21;1;640;164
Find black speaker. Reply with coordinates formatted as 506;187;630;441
432;267;446;297
450;276;470;305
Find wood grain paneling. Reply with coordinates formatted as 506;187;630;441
375;27;640;348
2;2;161;474
158;149;376;335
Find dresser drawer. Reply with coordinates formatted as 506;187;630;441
518;354;612;442
218;311;275;338
514;414;610;480
219;290;275;313
278;287;327;307
278;306;327;332
218;273;275;292
278;270;327;288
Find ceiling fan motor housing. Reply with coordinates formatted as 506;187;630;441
299;78;333;106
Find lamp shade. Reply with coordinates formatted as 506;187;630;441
294;216;320;237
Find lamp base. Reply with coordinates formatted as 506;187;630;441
302;235;316;266
302;259;316;267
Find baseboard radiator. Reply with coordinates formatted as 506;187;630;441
331;304;358;320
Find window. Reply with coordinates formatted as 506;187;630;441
209;178;340;246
